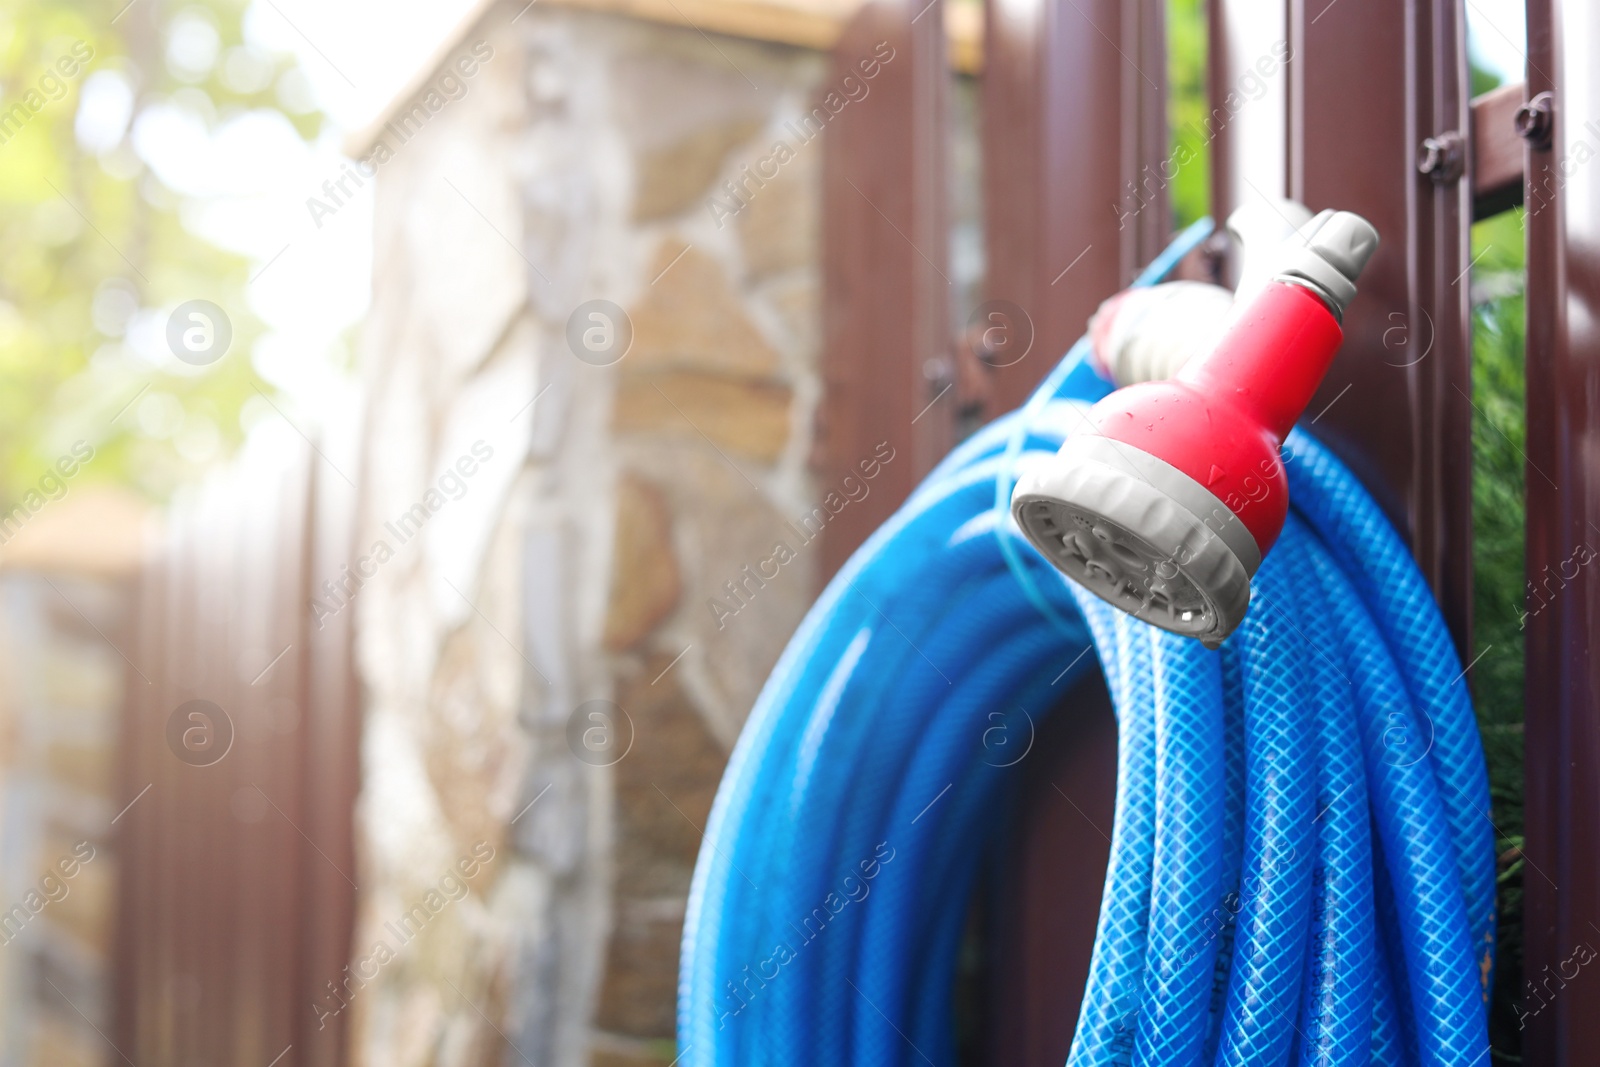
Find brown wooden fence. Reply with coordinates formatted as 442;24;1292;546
817;0;1594;1061
114;430;362;1067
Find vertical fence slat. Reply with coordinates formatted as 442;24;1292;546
1212;0;1474;653
113;546;164;1060
239;455;314;1060
978;0;1168;1057
984;677;1118;1065
297;425;364;1067
978;0;1170;418
1523;1;1600;1061
817;0;951;580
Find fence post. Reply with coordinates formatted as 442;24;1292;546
817;0;951;581
977;1;1170;1057
1523;1;1600;1061
978;0;1170;417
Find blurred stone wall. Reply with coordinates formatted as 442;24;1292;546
351;4;829;1065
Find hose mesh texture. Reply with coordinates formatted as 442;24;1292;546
678;230;1494;1067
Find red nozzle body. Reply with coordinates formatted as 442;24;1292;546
1088;280;1344;555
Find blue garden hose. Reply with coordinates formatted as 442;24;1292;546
678;220;1496;1066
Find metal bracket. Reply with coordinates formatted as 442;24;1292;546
1516;90;1555;150
1418;131;1466;182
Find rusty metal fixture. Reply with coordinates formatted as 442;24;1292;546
1418;131;1466;182
1516;90;1555;149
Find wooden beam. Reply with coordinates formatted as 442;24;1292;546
1472;82;1526;219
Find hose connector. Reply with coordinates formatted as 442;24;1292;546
1273;209;1381;321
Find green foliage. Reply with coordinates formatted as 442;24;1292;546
1471;55;1504;97
1166;0;1208;228
0;0;320;510
1469;207;1526;1061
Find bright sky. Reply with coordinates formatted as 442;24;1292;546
101;0;482;427
1465;0;1527;86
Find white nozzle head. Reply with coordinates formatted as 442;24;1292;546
1012;435;1260;647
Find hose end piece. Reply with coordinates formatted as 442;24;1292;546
1012;208;1379;646
1276;209;1381;321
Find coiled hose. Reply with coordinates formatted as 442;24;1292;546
679;220;1496;1066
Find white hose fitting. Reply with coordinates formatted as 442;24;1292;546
1089;199;1319;387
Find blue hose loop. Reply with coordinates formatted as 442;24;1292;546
1063;608;1159;1065
1304;537;1487;1063
1277;526;1375;1067
1283;434;1498;978
1212;550;1318;1067
1131;630;1227;1066
678;222;1495;1067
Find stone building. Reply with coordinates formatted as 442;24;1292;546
341;0;977;1063
0;0;977;1063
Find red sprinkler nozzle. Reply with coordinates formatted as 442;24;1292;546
1011;209;1380;647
